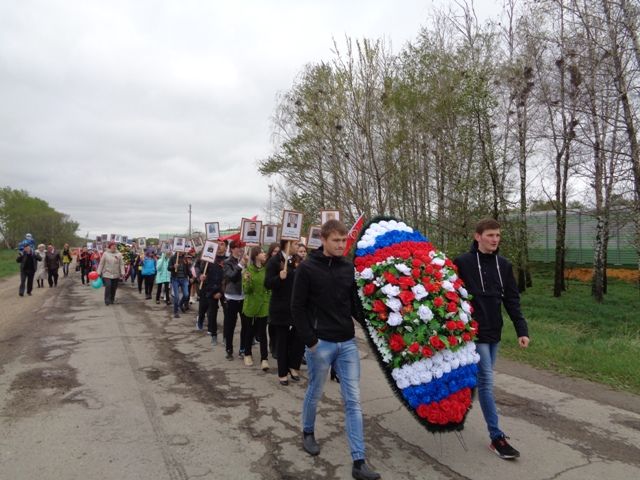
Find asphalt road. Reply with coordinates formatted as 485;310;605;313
0;273;638;480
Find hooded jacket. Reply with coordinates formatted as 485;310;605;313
155;253;171;283
291;247;363;348
454;241;528;343
242;262;270;318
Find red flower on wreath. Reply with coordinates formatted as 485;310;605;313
398;290;415;305
408;342;420;354
383;271;399;285
445;321;457;331
388;333;406;352
448;335;458;346
446;301;458;313
433;297;444;308
421;345;434;358
397;276;416;289
429;336;446;350
455;321;465;330
462;332;472;342
445;291;459;302
372;299;387;313
411;268;421;279
363;283;376;296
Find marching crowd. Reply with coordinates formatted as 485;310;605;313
13;216;529;480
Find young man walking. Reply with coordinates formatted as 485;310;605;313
454;218;530;459
196;240;227;346
223;240;247;360
292;220;380;480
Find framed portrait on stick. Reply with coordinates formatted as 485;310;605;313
192;236;204;253
173;237;186;253
307;226;322;249
161;241;171;253
262;224;279;245
96;242;103;252
205;222;220;240
241;218;263;246
200;240;219;263
320;209;341;225
138;237;146;249
281;210;303;241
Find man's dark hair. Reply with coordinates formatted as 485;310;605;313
320;219;348;239
475;218;501;234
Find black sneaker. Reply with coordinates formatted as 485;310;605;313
302;432;320;456
490;436;520;459
352;462;381;480
211;335;218;347
225;351;234;361
173;312;180;318
196;318;203;331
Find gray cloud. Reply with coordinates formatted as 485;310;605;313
1;0;497;239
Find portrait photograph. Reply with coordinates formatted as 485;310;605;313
192;236;204;253
307;226;323;249
101;234;108;242
262;224;279;245
320;209;341;225
173;236;186;253
200;240;219;263
138;237;146;248
86;242;94;250
205;222;220;240
241;218;263;245
109;233;116;242
280;210;303;241
96;242;103;252
122;235;129;245
161;241;172;253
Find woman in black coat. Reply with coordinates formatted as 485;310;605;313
264;240;304;386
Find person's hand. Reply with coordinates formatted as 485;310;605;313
518;336;530;348
279;270;287;280
213;293;222;300
200;274;206;282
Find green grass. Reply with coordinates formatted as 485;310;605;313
0;249;20;279
500;264;640;395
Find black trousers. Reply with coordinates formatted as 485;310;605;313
143;274;156;297
198;294;224;335
155;282;170;302
81;267;91;284
272;324;304;378
47;269;59;287
19;271;35;295
223;299;246;354
137;271;144;293
104;278;119;305
243;316;268;361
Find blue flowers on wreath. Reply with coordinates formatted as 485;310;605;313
400;364;478;409
355;230;429;257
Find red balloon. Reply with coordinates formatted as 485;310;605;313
88;271;99;281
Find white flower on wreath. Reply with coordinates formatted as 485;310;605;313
458;286;469;298
387;311;404;326
411;284;428;301
417;304;434;322
441;280;455;292
395;263;411;275
381;284;400;297
431;257;445;267
360;268;374;280
448;273;458;283
461;300;472;314
459;311;469;324
385;297;402;312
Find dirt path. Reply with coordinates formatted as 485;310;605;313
0;273;638;480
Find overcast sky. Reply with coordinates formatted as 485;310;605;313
0;0;499;239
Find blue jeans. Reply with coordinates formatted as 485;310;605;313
171;277;190;314
476;342;503;440
302;338;365;461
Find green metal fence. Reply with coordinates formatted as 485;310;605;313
527;210;638;266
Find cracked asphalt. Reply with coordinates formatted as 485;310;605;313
1;273;639;480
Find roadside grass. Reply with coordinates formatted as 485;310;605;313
500;264;640;395
0;249;19;279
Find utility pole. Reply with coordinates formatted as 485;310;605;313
188;204;192;237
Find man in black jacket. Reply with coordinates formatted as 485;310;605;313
17;244;40;296
454;218;530;460
292;220;380;480
195;241;226;346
